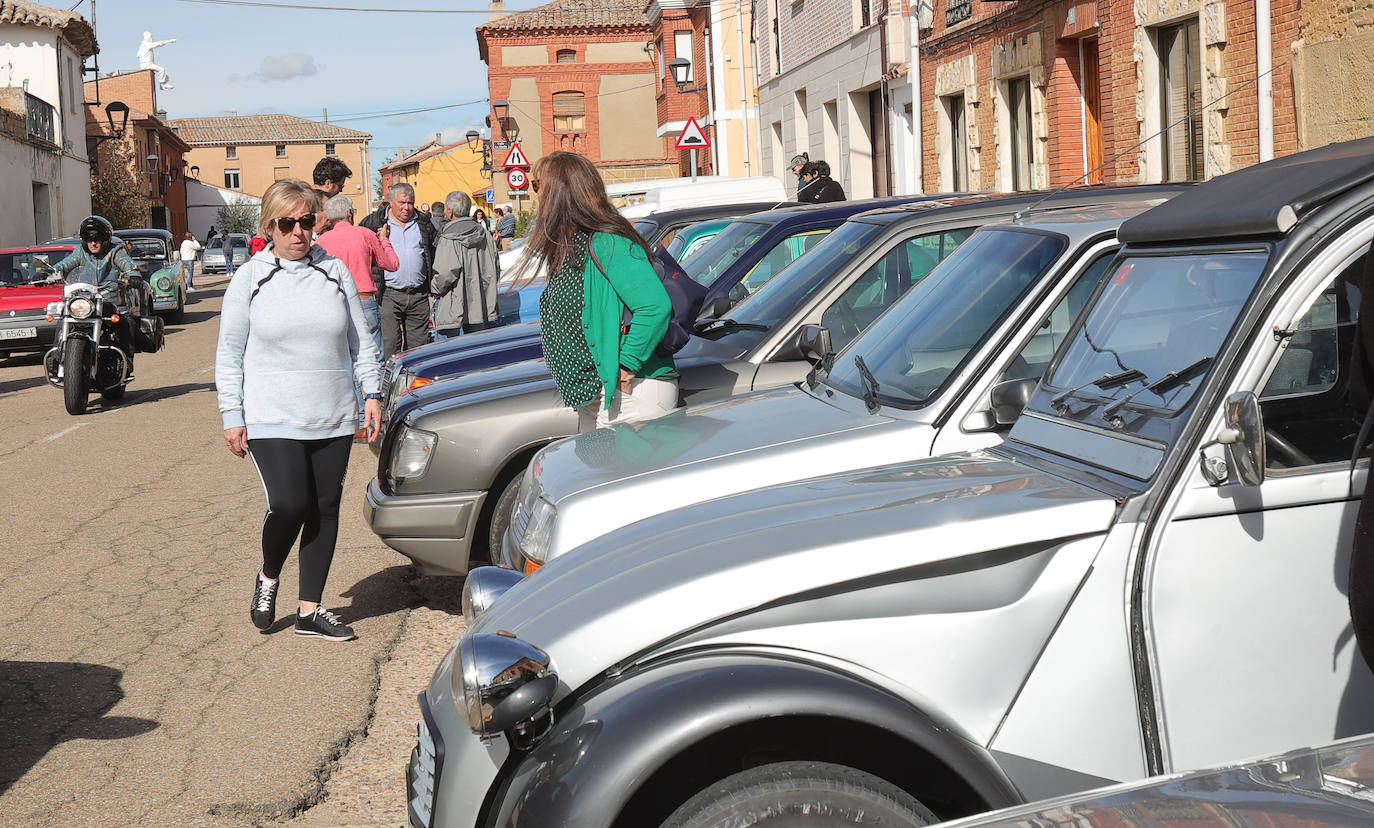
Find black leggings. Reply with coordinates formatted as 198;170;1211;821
248;436;352;604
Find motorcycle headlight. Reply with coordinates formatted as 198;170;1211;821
391;425;438;481
68;297;94;319
461;567;525;623
520;497;557;566
453;633;557;741
157;277;172;290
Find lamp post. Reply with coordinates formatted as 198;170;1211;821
668;58;712;180
86;100;130;170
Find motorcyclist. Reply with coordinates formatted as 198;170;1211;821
50;216;140;371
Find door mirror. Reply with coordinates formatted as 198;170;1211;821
1219;390;1266;486
795;324;833;365
699;294;732;321
989;377;1037;427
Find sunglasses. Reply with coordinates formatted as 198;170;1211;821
273;213;318;234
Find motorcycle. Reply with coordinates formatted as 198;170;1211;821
43;268;162;415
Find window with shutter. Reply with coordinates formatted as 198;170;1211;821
553;91;586;132
1158;18;1202;181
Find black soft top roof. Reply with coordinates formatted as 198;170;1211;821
1120;136;1374;244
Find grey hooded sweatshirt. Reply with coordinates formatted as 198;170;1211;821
215;245;381;439
431;216;500;331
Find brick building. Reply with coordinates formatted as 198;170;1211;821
83;70;191;237
377;136;491;210
476;0;677;207
168;114;372;210
914;0;1300;193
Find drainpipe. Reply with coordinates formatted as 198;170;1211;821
1256;0;1273;161
878;3;894;196
910;4;923;192
737;0;752;175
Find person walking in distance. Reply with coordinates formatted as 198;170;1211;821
361;183;436;358
522;152;677;432
178;231;201;291
429;201;446;235
215;179;383;642
431;191;502;337
316;194;398;433
495;206;517;250
789;153;810;196
798;160;846;203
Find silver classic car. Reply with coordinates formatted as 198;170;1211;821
410;137;1374;828
502;201;1178;573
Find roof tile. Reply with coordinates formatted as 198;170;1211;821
0;0;97;56
166;113;372;146
480;0;648;32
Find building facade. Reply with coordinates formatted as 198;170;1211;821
377;136;491;212
477;0;678;207
0;0;96;245
169;114;372;210
83;70;191;237
755;0;910;197
648;0;763;179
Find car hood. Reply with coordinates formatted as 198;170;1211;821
472;451;1117;692
400;320;542;371
0;284;62;311
405;357;559;420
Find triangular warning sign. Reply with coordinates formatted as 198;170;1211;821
502;142;530;168
675;117;711;150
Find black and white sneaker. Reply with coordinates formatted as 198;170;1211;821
251;575;278;631
295;607;356;641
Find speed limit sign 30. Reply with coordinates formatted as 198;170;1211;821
507;168;528;190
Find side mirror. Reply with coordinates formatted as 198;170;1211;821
795;324;833;365
699;294;732;321
1218;391;1266;486
989;377;1037;427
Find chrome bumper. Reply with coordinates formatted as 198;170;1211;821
364;478;487;576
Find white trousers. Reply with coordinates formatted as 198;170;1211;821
577;376;679;433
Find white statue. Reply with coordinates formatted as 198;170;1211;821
136;31;176;90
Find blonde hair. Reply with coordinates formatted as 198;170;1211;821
258;179;322;237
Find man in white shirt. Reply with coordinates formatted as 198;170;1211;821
178;232;202;291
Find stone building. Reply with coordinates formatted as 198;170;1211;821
476;0;677;206
0;0;96;245
914;0;1300;192
1292;0;1374;148
169;113;372;210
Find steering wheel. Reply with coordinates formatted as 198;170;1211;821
1265;427;1314;468
11;268;23;283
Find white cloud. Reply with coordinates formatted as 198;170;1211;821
230;53;319;83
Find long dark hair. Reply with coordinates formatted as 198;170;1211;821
523;151;651;271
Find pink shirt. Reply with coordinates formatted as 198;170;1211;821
316;221;400;294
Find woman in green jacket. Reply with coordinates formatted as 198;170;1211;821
523;151;678;431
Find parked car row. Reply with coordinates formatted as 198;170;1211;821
375;138;1374;828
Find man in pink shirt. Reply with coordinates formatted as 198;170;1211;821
317;194;399;434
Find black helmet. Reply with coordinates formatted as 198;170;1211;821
79;215;114;244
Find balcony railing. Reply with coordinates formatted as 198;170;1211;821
25;93;55;144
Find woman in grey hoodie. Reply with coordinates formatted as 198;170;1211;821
215;179;382;642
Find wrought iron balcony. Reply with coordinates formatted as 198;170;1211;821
25;93;55;144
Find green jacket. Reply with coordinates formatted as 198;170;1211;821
582;231;676;409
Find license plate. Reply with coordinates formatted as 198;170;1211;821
0;327;37;340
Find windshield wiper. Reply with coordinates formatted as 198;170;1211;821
1050;368;1145;411
854;354;881;414
697;317;770;334
1101;357;1213;424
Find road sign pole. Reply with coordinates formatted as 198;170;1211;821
690;148;697;183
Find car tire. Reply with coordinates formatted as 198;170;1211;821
169;290;185;324
486;474;524;567
661;761;936;828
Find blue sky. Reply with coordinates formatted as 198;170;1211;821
78;0;541;166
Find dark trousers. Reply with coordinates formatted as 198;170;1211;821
248;435;352;604
381;288;431;360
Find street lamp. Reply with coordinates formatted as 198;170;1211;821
667;58;712;179
492;99;509;140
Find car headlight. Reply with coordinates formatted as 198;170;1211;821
461;566;524;623
45;301;63;316
391;425;438;481
157;277;172;290
454;633;557;744
68;297;94;319
520;497;557;566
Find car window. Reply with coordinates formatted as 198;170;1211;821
123;239;167;260
0;251;63;286
1001;251;1117;383
684;220;769;287
1258;251;1366;469
733;229;833;299
819;228;977;353
681;232;719;261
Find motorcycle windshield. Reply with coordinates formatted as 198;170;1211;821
66;267;98;287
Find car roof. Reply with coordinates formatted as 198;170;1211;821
988;200;1171;238
1120;135;1374;244
0;243;73;254
637;201;799;227
848;184;1189;228
115;228;173;240
727;193;970;227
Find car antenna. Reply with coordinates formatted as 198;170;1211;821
1012;59;1289;224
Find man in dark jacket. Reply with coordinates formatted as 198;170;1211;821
431;191;501;336
798;161;846;203
361;183;437;357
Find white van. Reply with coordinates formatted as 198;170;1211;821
614;176;790;217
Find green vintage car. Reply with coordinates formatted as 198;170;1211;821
116;229;186;323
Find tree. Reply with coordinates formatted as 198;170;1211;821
89;140;150;230
216;199;260;235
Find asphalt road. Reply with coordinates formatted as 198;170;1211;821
0;280;443;826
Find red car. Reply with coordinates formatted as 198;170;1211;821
0;243;74;358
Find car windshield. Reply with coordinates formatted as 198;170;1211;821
1043;250;1269;426
0;250;65;286
123;239;166;260
824;228;1068;408
211;239;246;252
682;220;769;286
722;221;888;332
632;219;658;240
